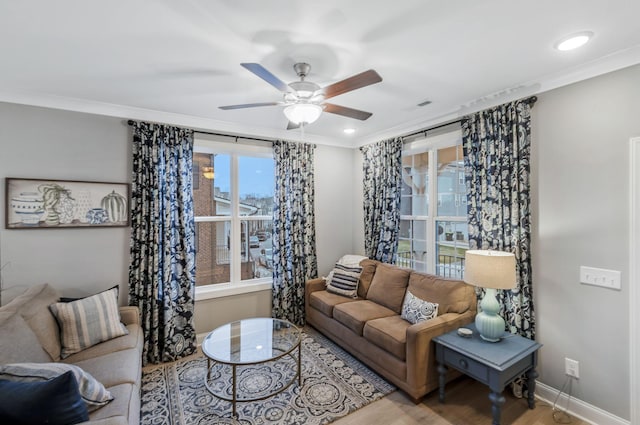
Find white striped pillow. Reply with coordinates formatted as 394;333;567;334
49;287;128;358
0;362;113;411
326;263;362;298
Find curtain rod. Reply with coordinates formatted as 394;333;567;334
400;119;462;142
126;120;277;144
399;95;537;142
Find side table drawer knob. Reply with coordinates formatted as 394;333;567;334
459;359;468;369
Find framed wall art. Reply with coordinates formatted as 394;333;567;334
5;178;130;229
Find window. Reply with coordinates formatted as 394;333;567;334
397;127;468;278
193;137;274;297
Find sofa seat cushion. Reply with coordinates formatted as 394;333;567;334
2;283;62;360
366;264;411;314
0;311;51;363
88;383;138;425
333;300;396;336
68;348;141;389
61;323;141;364
364;315;410;361
309;290;360;318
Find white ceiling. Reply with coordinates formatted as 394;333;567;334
1;0;639;147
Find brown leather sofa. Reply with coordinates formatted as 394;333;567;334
305;259;476;401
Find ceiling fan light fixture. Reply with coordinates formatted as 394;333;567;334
284;103;323;125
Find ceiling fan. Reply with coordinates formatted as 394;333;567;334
219;62;382;129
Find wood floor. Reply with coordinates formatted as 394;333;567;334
332;376;590;425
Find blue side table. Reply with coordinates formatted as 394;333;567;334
433;324;542;425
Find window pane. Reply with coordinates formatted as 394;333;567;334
193;153;231;217
401;152;429;215
435;220;468;279
241;219;273;280
239;156;274;216
437;145;465;217
397;219;427;272
195;221;231;286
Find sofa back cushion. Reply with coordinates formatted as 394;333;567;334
357;259;380;298
2;283;62;361
366;263;411;314
407;272;475;315
0;312;52;363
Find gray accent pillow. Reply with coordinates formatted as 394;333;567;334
401;290;439;324
0;362;113;411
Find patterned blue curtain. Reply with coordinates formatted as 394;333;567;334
360;138;403;263
272;140;318;326
129;121;197;365
462;97;536;339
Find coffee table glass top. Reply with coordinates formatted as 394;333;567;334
202;318;301;365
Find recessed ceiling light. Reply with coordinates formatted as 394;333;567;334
555;31;593;51
343;128;356;135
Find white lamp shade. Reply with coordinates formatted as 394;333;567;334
284;103;323;125
464;250;516;290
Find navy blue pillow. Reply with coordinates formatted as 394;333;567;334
0;370;89;425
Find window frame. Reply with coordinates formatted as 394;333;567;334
193;136;274;301
399;128;467;276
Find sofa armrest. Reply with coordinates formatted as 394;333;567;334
405;310;475;391
119;306;140;326
306;278;325;294
304;278;326;321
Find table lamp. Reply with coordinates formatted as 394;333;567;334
464;250;516;342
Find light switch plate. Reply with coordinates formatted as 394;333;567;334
580;266;621;290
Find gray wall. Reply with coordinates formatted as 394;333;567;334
0;103;131;304
532;64;639;419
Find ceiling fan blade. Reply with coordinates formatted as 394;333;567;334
219;102;281;110
286;121;301;130
322;69;382;100
324;103;373;120
241;63;291;93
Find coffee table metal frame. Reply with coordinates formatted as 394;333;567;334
202;318;302;417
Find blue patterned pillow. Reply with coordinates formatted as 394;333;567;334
0;370;89;425
49;286;128;358
0;362;113;411
326;263;362;298
401;290;439;324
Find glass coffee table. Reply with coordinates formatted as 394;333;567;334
202;317;302;417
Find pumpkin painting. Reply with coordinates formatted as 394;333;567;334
101;190;127;223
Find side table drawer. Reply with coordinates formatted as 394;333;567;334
443;347;490;383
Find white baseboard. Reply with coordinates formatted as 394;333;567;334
535;381;630;425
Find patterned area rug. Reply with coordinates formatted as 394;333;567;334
140;327;395;425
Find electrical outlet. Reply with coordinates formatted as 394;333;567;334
565;358;580;379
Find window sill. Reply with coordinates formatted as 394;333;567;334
195;279;272;301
